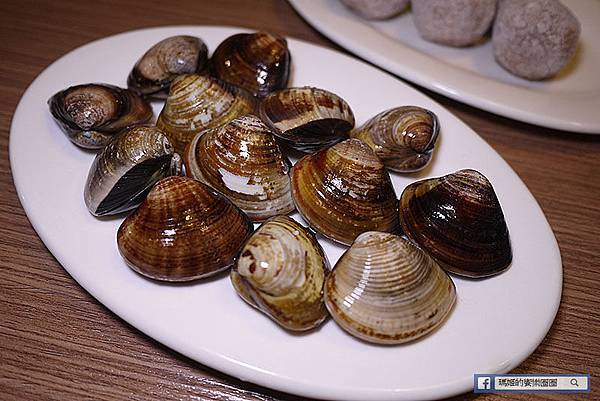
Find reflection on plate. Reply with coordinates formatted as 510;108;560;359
289;0;600;133
10;26;562;401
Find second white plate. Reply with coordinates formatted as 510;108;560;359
289;0;600;134
10;26;562;401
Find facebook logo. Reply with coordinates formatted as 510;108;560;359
475;375;494;392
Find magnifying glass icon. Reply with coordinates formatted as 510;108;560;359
570;378;579;387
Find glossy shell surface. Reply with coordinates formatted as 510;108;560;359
325;231;456;344
231;215;329;331
399;169;512;278
260;87;355;152
184;114;294;221
211;32;291;97
128;35;209;98
84;125;181;216
156;74;256;154
351;106;439;173
291;138;400;245
48;83;153;149
117;176;253;281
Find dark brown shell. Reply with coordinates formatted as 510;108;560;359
48;83;153;149
184;114;294;221
399;169;512;278
128;35;208;99
259;87;355;152
291;139;400;245
156;74;256;154
211;32;290;97
117;176;253;282
350;106;439;173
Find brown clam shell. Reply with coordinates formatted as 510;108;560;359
84;125;181;216
128;35;209;99
291;138;400;245
156;74;256;154
117;176;253;281
48;83;153;149
231;215;329;331
399;169;512;278
184;114;295;222
259;87;355;152
351;106;439;173
211;32;290;97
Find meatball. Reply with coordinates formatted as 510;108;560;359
412;0;497;47
492;0;580;80
340;0;410;20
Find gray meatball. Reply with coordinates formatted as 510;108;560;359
493;0;580;80
340;0;410;20
412;0;497;47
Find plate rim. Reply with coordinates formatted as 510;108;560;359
288;0;600;134
9;25;563;401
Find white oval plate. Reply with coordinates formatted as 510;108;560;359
10;26;562;401
289;0;600;134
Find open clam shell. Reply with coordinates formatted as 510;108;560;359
117;176;253;282
84;125;181;216
48;83;153;149
399;169;512;278
156;74;256;154
259;87;355;152
291;138;400;245
325;231;456;345
351;106;440;173
128;35;209;99
184;114;295;222
211;32;290;97
231;215;329;331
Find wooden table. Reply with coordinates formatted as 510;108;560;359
1;1;598;400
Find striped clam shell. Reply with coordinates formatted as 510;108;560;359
184;114;294;222
211;31;291;97
259;87;355;152
399;169;512;278
48;83;153;149
117;176;253;282
325;231;456;344
291;138;400;245
84;125;181;216
351;106;440;173
156;74;256;154
128;35;209;99
231;215;329;331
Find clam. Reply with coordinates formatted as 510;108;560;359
231;215;329;331
399;169;512;278
325;231;456;344
259;87;355;152
128;35;209;99
84;125;181;216
156;74;256;154
291;138;400;245
184;114;295;222
48;83;153;149
117;176;253;281
211;31;291;97
350;106;440;173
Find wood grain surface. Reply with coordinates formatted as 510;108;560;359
0;1;598;400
